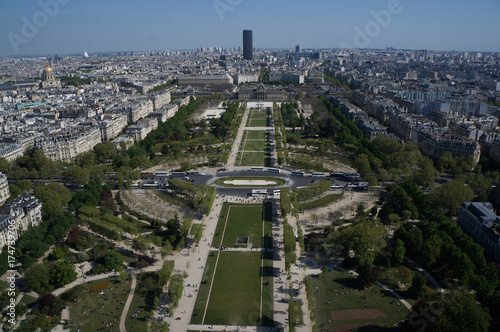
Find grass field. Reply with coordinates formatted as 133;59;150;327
64;277;131;332
124;272;161;332
246;118;268;127
212;203;272;248
239;139;267;152
191;203;274;327
245;130;266;140
236;152;269;166
311;270;409;331
204;251;262;325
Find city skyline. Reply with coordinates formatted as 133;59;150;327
1;0;500;57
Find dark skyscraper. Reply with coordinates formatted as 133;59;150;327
243;30;253;60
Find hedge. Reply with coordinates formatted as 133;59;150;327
297;193;343;212
292;180;331;201
168;274;183;311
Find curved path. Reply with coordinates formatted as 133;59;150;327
119;273;137;332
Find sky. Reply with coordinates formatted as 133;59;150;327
1;0;499;56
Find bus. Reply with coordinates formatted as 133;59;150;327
330;172;344;177
291;171;305;177
187;171;200;176
251;189;267;197
268;168;280;173
251;167;265;172
311;173;326;177
155;172;169;178
171;171;186;177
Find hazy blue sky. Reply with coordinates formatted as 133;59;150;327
1;0;499;56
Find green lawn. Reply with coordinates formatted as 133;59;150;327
64;277;131;332
311;270;409;331
212;203;265;248
204;251;262;326
124;272;159;332
191;252;219;325
246;118;268;127
245;130;266;140
236;152;271;166
240;139;266;152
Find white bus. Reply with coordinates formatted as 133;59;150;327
251;167;265;172
268;168;280;173
311;173;327;177
291;171;305;177
251;189;267;196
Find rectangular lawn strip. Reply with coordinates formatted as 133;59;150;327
236;152;266;166
311;270;409;330
245;130;266;140
247;118;268;127
263;202;273;249
190;252;218;324
203;251;262;326
220;203;264;248
240;139;267;152
261;250;274;326
211;203;231;247
64;277;131;332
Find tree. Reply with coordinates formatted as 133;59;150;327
9;184;22;199
357;264;376;288
103;251;123;271
430;291;490;332
421;234;444;266
396;266;413;286
0;157;10;173
94;141;117;162
16;179;33;192
354;153;371;176
49;259;77;288
427;180;474;215
160;241;174;258
391;239;406;267
132;237;148;253
25;263;50;293
34;182;72;209
414;157;439;188
408;272;427;299
38;293;56;308
67;165;90;185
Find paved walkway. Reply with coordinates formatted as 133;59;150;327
226;104;251;168
119;273;137;332
408;258;446;294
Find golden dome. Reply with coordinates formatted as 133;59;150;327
44;61;53;72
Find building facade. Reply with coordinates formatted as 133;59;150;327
0;173;9;207
458;202;500;263
243;30;253;61
0;196;42;252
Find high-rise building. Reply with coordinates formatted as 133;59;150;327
295;44;301;52
243;30;253;60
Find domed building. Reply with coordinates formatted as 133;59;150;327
40;61;61;88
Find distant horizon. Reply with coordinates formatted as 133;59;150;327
3;46;499;59
1;0;499;57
